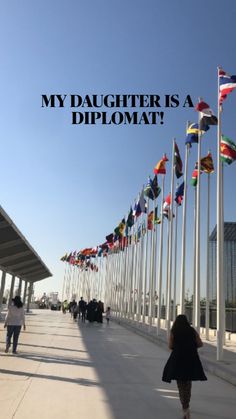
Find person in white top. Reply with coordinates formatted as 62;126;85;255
4;295;26;354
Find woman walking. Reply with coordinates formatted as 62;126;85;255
4;296;26;354
162;315;207;419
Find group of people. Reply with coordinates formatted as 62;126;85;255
63;297;111;324
2;294;206;418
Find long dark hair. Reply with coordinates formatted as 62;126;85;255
171;314;191;336
12;296;23;308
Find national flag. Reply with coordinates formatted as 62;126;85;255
152;175;161;199
191;164;200;187
126;207;134;228
163;193;171;219
154;154;169;175
119;218;126;236
185;122;209;147
147;211;154;230
219;69;236;104
144;176;153;199
175;182;184;205
195;100;218;130
144;175;161;200
200;152;214;173
154;206;161;224
220;135;236;165
60;253;67;262
174;141;183;178
133;190;146;217
106;233;114;243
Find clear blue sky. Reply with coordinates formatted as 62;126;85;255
1;0;236;299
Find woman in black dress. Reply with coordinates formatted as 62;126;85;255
162;315;207;419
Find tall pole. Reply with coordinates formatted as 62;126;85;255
195;109;202;333
166;139;175;336
217;67;225;360
157;175;165;334
192;187;197;325
180;143;190;313
142;199;149;324
205;172;210;339
173;202;178;322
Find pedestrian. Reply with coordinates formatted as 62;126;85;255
4;296;26;354
105;306;111;324
162;314;207;419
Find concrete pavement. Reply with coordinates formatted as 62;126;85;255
0;310;235;419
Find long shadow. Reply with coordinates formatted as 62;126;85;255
0;341;86;353
5;352;91;367
78;321;170;419
23;331;81;338
0;368;98;386
27;324;77;330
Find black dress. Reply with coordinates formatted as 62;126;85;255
162;327;207;383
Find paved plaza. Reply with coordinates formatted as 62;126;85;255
0;310;235;419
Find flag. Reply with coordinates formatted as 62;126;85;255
154;206;161;224
126;207;134;228
175;182;184;205
163;193;171;219
147;211;154;230
191;164;200;187
220;135;236;165
174;141;183;178
200;152;214;173
133;190;146;217
185;122;209;147
195;100;218;130
152;175;161;198
144;175;161;200
119;218;126;236
60;253;67;261
219;69;236;104
154;154;169;175
144;176;152;199
114;218;126;237
106;233;114;243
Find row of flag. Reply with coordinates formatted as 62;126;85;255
60;68;236;266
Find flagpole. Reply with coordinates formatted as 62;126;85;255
180;141;190;313
166;139;175;336
192;186;197;325
195;104;202;332
205;171;210;339
173;201;178;322
217;66;225;360
142;198;149;324
157;175;165;335
149;199;156;329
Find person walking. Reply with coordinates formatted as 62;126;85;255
162;314;207;419
105;306;111;324
4;296;26;354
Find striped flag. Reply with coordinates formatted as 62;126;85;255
154;154;169;175
219;69;236;104
220;135;236;165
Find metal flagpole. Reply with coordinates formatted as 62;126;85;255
195;102;202;332
142;198;149;324
148;199;156;329
166;139;175;336
173;201;178;321
205;172;210;339
217;67;225;360
180;142;190;313
157;175;165;335
192;186;197;325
